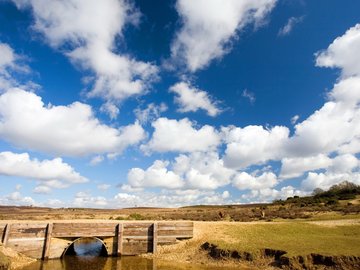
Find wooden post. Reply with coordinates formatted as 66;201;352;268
116;223;123;256
2;224;10;246
153;223;158;253
43;223;53;260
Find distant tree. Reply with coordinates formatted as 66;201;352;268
312;188;324;196
329;181;359;192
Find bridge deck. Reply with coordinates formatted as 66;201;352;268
0;221;193;259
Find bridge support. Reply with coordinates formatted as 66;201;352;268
0;221;193;260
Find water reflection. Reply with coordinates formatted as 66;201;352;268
21;257;155;270
21;238;252;270
21;257;246;270
65;237;107;257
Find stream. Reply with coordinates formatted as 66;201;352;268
19;238;251;270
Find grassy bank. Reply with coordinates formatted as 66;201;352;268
155;219;360;269
211;221;360;257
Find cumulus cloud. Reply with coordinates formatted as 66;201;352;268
241;185;303;203
73;191;108;207
171;0;277;71
0;89;145;156
134;103;168;124
0;191;35;206
128;160;184;189
301;171;360;192
173;152;234;189
33;185;52;194
278;16;304;36
142;118;220;153
126;151;234;191
288;77;360;157
280;154;332;179
233;171;278;191
222;125;289;169
316;23;360;77
170;82;221;116
12;0;158;115
0;151;87;190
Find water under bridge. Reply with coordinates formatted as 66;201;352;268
0;221;193;259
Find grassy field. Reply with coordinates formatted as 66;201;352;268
209;221;360;257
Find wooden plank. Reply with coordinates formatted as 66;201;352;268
43;223;53;260
117;223;123;256
2;224;10;246
158;222;193;228
122;241;150;255
52;222;117;237
157;230;193;236
153;223;158;253
10;224;47;238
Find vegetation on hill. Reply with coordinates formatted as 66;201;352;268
274;181;360;207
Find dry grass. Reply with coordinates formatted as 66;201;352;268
153;219;360;267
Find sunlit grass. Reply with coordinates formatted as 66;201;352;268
209;222;360;257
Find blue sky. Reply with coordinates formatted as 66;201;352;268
0;0;359;208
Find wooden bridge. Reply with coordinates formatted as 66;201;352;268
0;221;193;259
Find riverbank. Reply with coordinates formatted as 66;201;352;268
152;219;360;269
0;246;35;270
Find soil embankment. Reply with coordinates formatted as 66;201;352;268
201;242;360;269
0;246;35;270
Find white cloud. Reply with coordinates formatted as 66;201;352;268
128;160;184;189
316;23;360;77
126;151;234;191
142;118;220;153
97;184;111;191
233;171;278;191
241;185;303;203
90;156;104;166
278;16;304;36
134;103;168;124
0;89;145;156
330;154;359;174
280;154;332;179
223;125;289;169
0;43;16;72
0;151;87;189
242;89;256;104
291;115;300;125
0;191;35;206
100;102;120;120
301;171;360;192
12;0;158;107
171;0;277;71
288;77;360;157
73;191;108;207
170;82;221;116
288;24;360;158
0;42;31;91
33;185;51;194
173;152;234;190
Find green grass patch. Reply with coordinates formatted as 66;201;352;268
209;222;360;257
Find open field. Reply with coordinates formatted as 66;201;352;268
0;195;359;222
0;193;359;269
